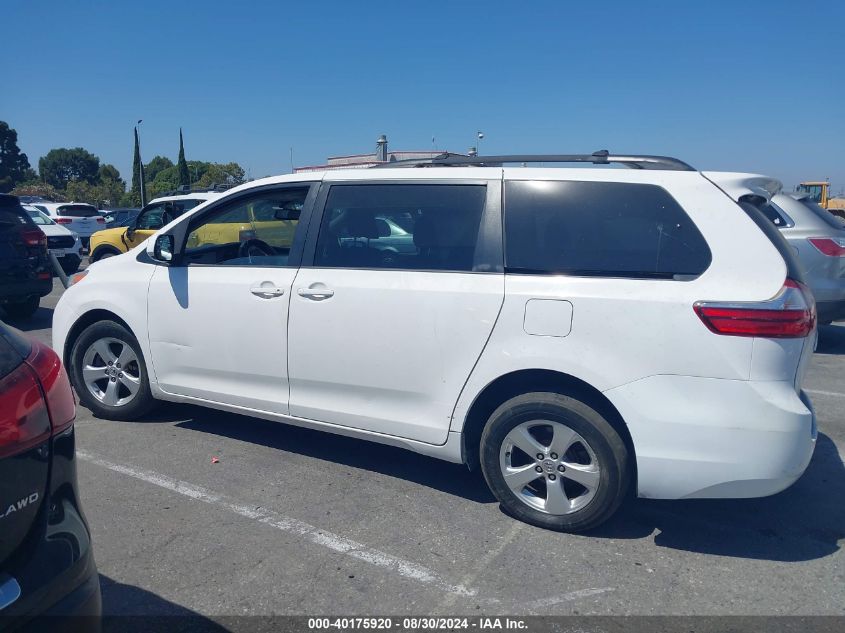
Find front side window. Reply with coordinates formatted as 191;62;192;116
137;199;202;230
313;184;486;272
136;204;166;230
505;180;711;279
182;187;309;266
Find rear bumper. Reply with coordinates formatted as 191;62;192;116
816;299;845;323
604;375;817;500
16;571;101;633
0;428;100;632
0;278;52;301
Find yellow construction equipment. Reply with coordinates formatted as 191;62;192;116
796;181;845;217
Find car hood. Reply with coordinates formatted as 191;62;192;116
36;223;74;238
92;227;128;240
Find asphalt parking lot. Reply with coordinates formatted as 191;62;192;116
11;275;845;621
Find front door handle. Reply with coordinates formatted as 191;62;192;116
297;286;334;300
250;285;286;298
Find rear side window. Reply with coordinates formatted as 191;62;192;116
505;181;711;279
758;202;792;227
0;323;31;380
57;204;98;217
0;199;36;230
314;184;486;272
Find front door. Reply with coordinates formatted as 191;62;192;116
146;185;314;414
288;182;504;444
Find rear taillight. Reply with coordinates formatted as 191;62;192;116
808;237;845;257
96;217;105;224
694;279;816;338
22;228;47;249
25;342;76;435
0;365;52;459
55;217;73;224
0;341;75;459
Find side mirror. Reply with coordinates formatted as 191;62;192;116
150;234;175;263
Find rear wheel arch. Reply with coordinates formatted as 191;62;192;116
459;369;637;487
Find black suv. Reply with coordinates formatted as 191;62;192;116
0;195;53;320
0;322;100;630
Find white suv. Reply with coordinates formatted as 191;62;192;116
53;152;818;532
29;201;104;247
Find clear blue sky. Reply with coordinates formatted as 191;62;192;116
2;0;843;191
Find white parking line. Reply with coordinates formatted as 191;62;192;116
523;587;615;610
76;450;478;598
805;388;845;398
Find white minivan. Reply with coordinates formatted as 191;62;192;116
52;152;818;532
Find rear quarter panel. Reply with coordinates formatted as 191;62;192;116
451;169;788;433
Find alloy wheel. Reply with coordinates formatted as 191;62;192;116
81;337;142;407
498;420;601;514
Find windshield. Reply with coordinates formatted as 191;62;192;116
23;206;54;225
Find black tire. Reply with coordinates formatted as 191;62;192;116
69;320;157;420
60;256;81;275
3;296;40;320
480;392;629;532
91;247;121;262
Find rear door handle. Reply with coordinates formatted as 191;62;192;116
250;286;285;298
297;287;334;300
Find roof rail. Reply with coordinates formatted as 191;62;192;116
373;150;695;171
159;183;236;197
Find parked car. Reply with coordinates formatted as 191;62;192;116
102;208;140;229
22;206;84;275
53;153;817;532
748;192;845;324
0;195;52;320
0;321;101;626
88;193;220;262
29;203;104;249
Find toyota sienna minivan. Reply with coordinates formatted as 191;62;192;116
53;151;817;532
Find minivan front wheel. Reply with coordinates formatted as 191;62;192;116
69;321;156;420
480;392;629;532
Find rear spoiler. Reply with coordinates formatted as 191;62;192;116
701;172;782;204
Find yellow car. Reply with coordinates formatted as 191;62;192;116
185;198;299;253
89;194;217;262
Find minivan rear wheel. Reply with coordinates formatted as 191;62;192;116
69;320;156;420
480;392;629;532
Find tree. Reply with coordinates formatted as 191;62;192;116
177;128;190;187
0;121;32;193
10;181;65;201
38;147;100;189
144;156;173;183
193;162;245;189
65;180;124;208
98;164;122;183
130;128;144;206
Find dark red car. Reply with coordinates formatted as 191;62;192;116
0;322;100;631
